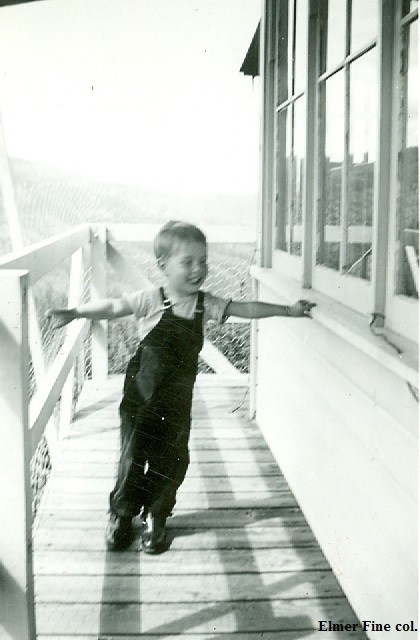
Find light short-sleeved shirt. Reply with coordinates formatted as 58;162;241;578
123;287;231;342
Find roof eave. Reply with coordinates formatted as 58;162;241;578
240;23;260;78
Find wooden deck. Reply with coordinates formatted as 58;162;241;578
33;375;366;639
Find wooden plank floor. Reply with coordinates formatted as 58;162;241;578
33;375;366;639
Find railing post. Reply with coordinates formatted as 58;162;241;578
249;275;259;420
0;270;36;640
91;225;108;382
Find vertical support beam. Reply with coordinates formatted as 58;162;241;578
259;0;276;268
249;278;259;420
372;0;397;317
91;225;108;382
314;0;327;267
0;112;23;248
302;0;318;288
59;247;85;436
275;1;289;253
0;270;36;640
0;112;45;383
252;0;274;419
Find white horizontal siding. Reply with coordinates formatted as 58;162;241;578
254;285;417;635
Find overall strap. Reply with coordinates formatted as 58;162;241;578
195;290;204;318
160;287;203;322
194;291;204;337
160;287;173;313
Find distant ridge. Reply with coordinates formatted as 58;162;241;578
0;158;257;253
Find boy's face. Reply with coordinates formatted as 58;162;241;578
161;240;208;296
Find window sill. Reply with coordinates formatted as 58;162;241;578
250;265;418;387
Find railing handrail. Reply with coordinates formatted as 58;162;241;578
0;225;94;455
0;224;92;284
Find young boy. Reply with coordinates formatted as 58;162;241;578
48;221;315;553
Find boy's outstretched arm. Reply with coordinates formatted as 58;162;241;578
46;297;133;329
225;299;315;319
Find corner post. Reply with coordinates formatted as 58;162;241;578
259;0;276;269
0;270;36;640
249;276;259;420
251;0;275;418
371;0;396;317
91;225;108;382
302;0;318;288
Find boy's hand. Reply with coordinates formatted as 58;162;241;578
288;299;316;318
46;308;77;330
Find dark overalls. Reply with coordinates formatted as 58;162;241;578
109;288;204;519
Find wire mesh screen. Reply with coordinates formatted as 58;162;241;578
31;435;52;517
30;263;70;396
29;254;93;517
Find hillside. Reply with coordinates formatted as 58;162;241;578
0;158;257;254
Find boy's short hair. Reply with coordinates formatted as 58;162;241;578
153;220;207;261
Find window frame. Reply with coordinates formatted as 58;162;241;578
264;0;418;341
272;0;308;269
384;4;418;341
313;0;379;316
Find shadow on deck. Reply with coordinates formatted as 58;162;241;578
32;374;366;639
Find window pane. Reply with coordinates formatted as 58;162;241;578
396;20;418;298
326;0;347;71
275;107;292;251
317;71;345;270
294;0;308;94
345;48;377;280
291;97;306;256
351;0;378;52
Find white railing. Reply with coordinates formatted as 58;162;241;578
0;223;92;640
0;222;255;640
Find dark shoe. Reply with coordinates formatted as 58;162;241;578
106;514;132;551
141;512;167;554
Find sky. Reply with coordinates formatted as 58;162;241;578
0;0;261;195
